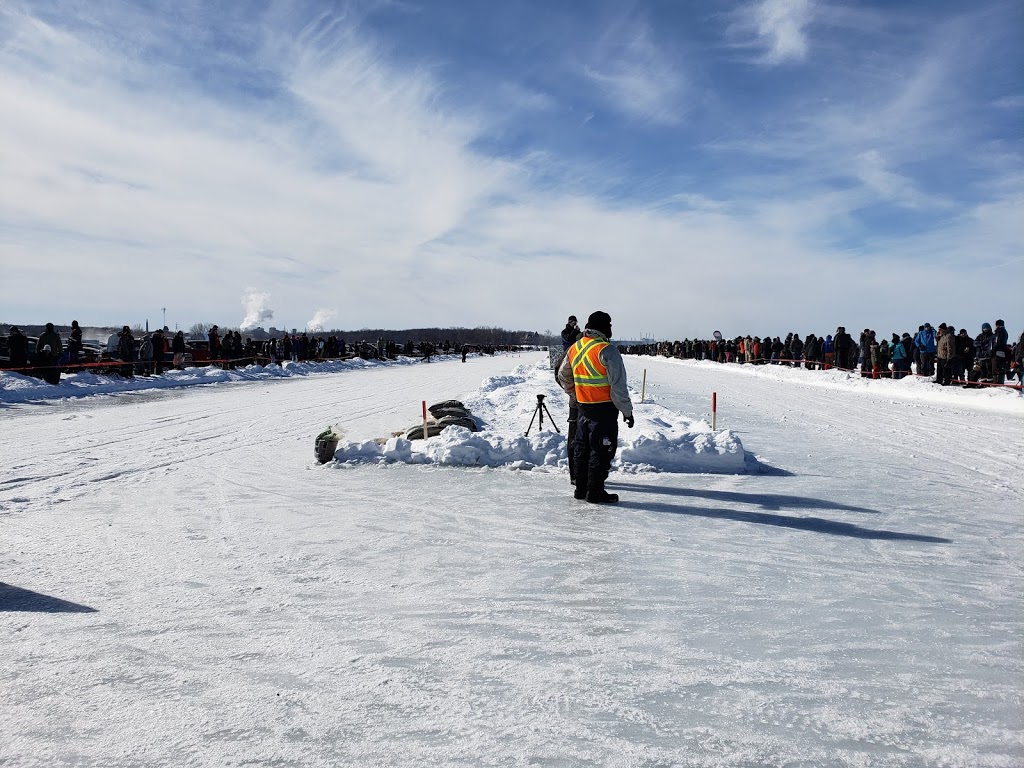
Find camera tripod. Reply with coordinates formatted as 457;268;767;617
525;393;561;436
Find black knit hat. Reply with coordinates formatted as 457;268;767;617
586;311;612;337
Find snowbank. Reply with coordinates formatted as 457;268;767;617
0;354;472;405
657;358;1024;415
332;361;747;473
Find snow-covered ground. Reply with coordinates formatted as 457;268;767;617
1;352;1021;767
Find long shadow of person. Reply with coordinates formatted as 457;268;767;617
0;583;97;613
610;482;877;514
609;486;949;543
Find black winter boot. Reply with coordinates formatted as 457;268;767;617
573;450;588;499
573;467;588;499
586;490;619;504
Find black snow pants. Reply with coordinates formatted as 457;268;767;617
574;403;619;497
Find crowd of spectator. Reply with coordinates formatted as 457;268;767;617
620;320;1023;388
1;323;515;384
5;317;1021;390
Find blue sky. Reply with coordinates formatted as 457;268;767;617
1;0;1021;339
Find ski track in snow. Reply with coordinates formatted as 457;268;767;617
1;353;1022;767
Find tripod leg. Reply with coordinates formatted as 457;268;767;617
525;406;540;436
541;403;561;433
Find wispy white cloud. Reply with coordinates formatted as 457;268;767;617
852;150;950;210
729;0;816;65
708;23;975;217
580;18;687;124
496;82;557;113
0;4;516;326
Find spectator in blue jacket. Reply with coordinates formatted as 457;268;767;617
914;323;937;376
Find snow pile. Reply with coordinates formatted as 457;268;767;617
0;353;473;404
332;361;747;473
618;415;746;473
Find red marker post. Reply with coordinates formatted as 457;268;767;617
422;400;429;440
712;391;717;431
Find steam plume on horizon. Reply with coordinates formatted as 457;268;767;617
306;309;337;333
240;288;274;331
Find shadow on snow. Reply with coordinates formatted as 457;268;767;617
611;482;876;514
0;583;98;613
609;484;950;543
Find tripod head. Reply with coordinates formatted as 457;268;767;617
536;394;545;404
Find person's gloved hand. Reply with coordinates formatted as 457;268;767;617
624;413;634;428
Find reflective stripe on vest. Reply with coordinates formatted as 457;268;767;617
570;337;612;404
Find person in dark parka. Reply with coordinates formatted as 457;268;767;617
561;316;582;351
7;326;29;370
68;320;83;366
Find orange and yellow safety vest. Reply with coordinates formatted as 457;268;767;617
570;336;612;404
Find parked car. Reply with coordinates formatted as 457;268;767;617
186;339;211;364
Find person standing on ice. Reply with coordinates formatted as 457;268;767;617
208;325;221;366
915;323;937;377
7;326;29;370
935;324;956;386
36;322;63;364
554;314;584;487
561;316;581;351
558;311;634;504
993;319;1009;385
68;320;83;367
171;330;187;369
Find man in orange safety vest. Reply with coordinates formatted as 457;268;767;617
557;311;634;503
